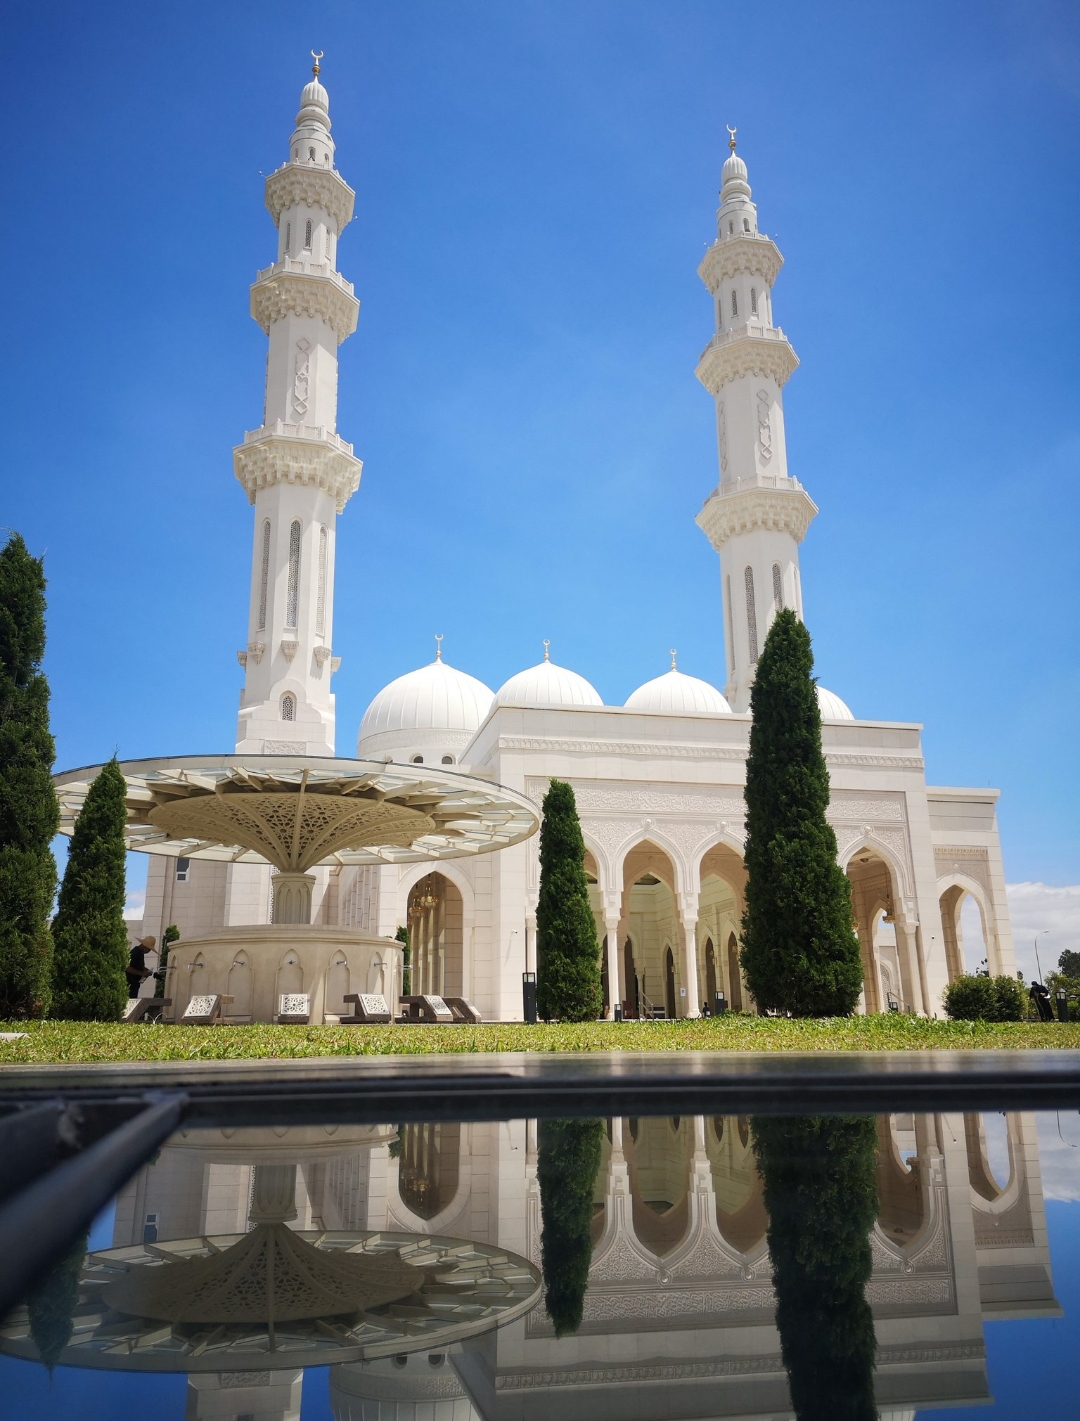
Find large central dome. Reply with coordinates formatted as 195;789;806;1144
357;657;494;765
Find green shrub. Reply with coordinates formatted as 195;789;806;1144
943;973;1025;1022
740;610;863;1017
536;780;602;1022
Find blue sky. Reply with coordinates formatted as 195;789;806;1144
3;0;1078;889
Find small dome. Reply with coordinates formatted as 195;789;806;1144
300;78;329;112
722;150;748;187
625;668;731;715
494;656;602;709
358;659;494;750
817;686;854;721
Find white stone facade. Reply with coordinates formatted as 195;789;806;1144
139;83;1017;1022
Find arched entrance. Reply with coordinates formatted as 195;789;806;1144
940;883;992;980
708;1115;766;1254
619;841;679;1018
698;844;746;1013
664;947;677;1019
846;849;906;1012
705;939;717;1006
727;934;743;1011
407;873;464;998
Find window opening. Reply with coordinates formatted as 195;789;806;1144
308;146;316;161
284;222;291;257
751;287;758;315
745;565;759;662
730;289;738;318
725;574;735;679
728;221;733;235
772;562;784;610
304;219;312;250
286;520;301;628
325;228;332;258
316;526;328;636
412;755;424;764
257;520;270;631
175;857;191;883
281;693;296;722
441;755;454;765
743;217;750;231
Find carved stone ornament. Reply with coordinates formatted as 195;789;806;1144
696;482;817;550
236;650;248;667
313;645;332;668
264;162;356;233
280;639;299;661
246;641;266;664
251;269;359;343
695;330;798;396
234;426;362;513
698;233;783;291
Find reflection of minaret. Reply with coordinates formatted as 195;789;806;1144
233;54;361;757
695;129;817;711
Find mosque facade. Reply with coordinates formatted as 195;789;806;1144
140;67;1016;1023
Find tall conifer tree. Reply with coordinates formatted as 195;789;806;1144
0;532;58;1019
537;1117;605;1336
51;757;129;1020
740;609;863;1016
536;779;602;1022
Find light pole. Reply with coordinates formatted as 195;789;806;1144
1034;929;1050;985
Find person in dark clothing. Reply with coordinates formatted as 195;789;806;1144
125;936;155;998
1030;980;1053;1022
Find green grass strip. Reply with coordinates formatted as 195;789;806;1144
2;1016;1080;1064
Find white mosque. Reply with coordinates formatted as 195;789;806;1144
140;63;1017;1023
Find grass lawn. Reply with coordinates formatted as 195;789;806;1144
2;1015;1080;1064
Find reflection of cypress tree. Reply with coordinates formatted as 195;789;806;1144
753;1117;878;1421
27;1232;87;1370
537;1118;604;1337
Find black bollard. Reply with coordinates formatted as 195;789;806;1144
522;972;537;1024
1057;989;1070;1023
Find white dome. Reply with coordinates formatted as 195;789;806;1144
625;668;731;715
817;685;855;721
358;658;494;752
721;150;748;186
494;656;602;709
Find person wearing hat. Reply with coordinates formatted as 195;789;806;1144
126;936;157;998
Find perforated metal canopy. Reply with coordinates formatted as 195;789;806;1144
53;755;539;871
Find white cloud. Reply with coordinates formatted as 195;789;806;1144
1006;882;1080;981
123;887;146;923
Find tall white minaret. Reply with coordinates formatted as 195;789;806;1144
695;130;817;711
233;54;361;756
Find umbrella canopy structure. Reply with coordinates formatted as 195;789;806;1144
53;756;538;872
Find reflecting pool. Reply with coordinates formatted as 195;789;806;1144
3;1109;1079;1418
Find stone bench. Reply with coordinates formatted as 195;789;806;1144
123;997;171;1023
181;994;233;1025
398;994;455;1024
275;993;311;1024
444;997;483;1024
341;993;392;1024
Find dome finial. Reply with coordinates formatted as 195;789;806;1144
669;648;678;671
434;633;443;663
311;49;324;79
726;124;737;153
542;638;551;662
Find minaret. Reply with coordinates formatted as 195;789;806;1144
695;130;816;711
233;54;361;756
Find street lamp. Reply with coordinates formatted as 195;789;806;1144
1034;929;1050;984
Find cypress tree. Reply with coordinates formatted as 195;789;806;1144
537;1117;605;1336
0;532;58;1019
753;1116;879;1421
28;1232;88;1370
740;609;863;1016
536;779;602;1022
51;757;129;1020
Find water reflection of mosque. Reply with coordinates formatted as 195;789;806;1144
103;1110;1058;1418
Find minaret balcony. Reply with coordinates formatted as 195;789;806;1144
699;232;783;291
233;421;362;514
264;162;355;234
251;261;359;344
696;473;817;551
695;325;799;395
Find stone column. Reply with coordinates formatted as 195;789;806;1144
680;911;701;1017
271;871;315;924
896;916;926;1016
605;911;622;1016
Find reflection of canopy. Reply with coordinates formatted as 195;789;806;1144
53;756;538;871
103;1222;421;1324
0;1231;541;1373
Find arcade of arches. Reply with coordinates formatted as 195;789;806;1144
583;838;990;1019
